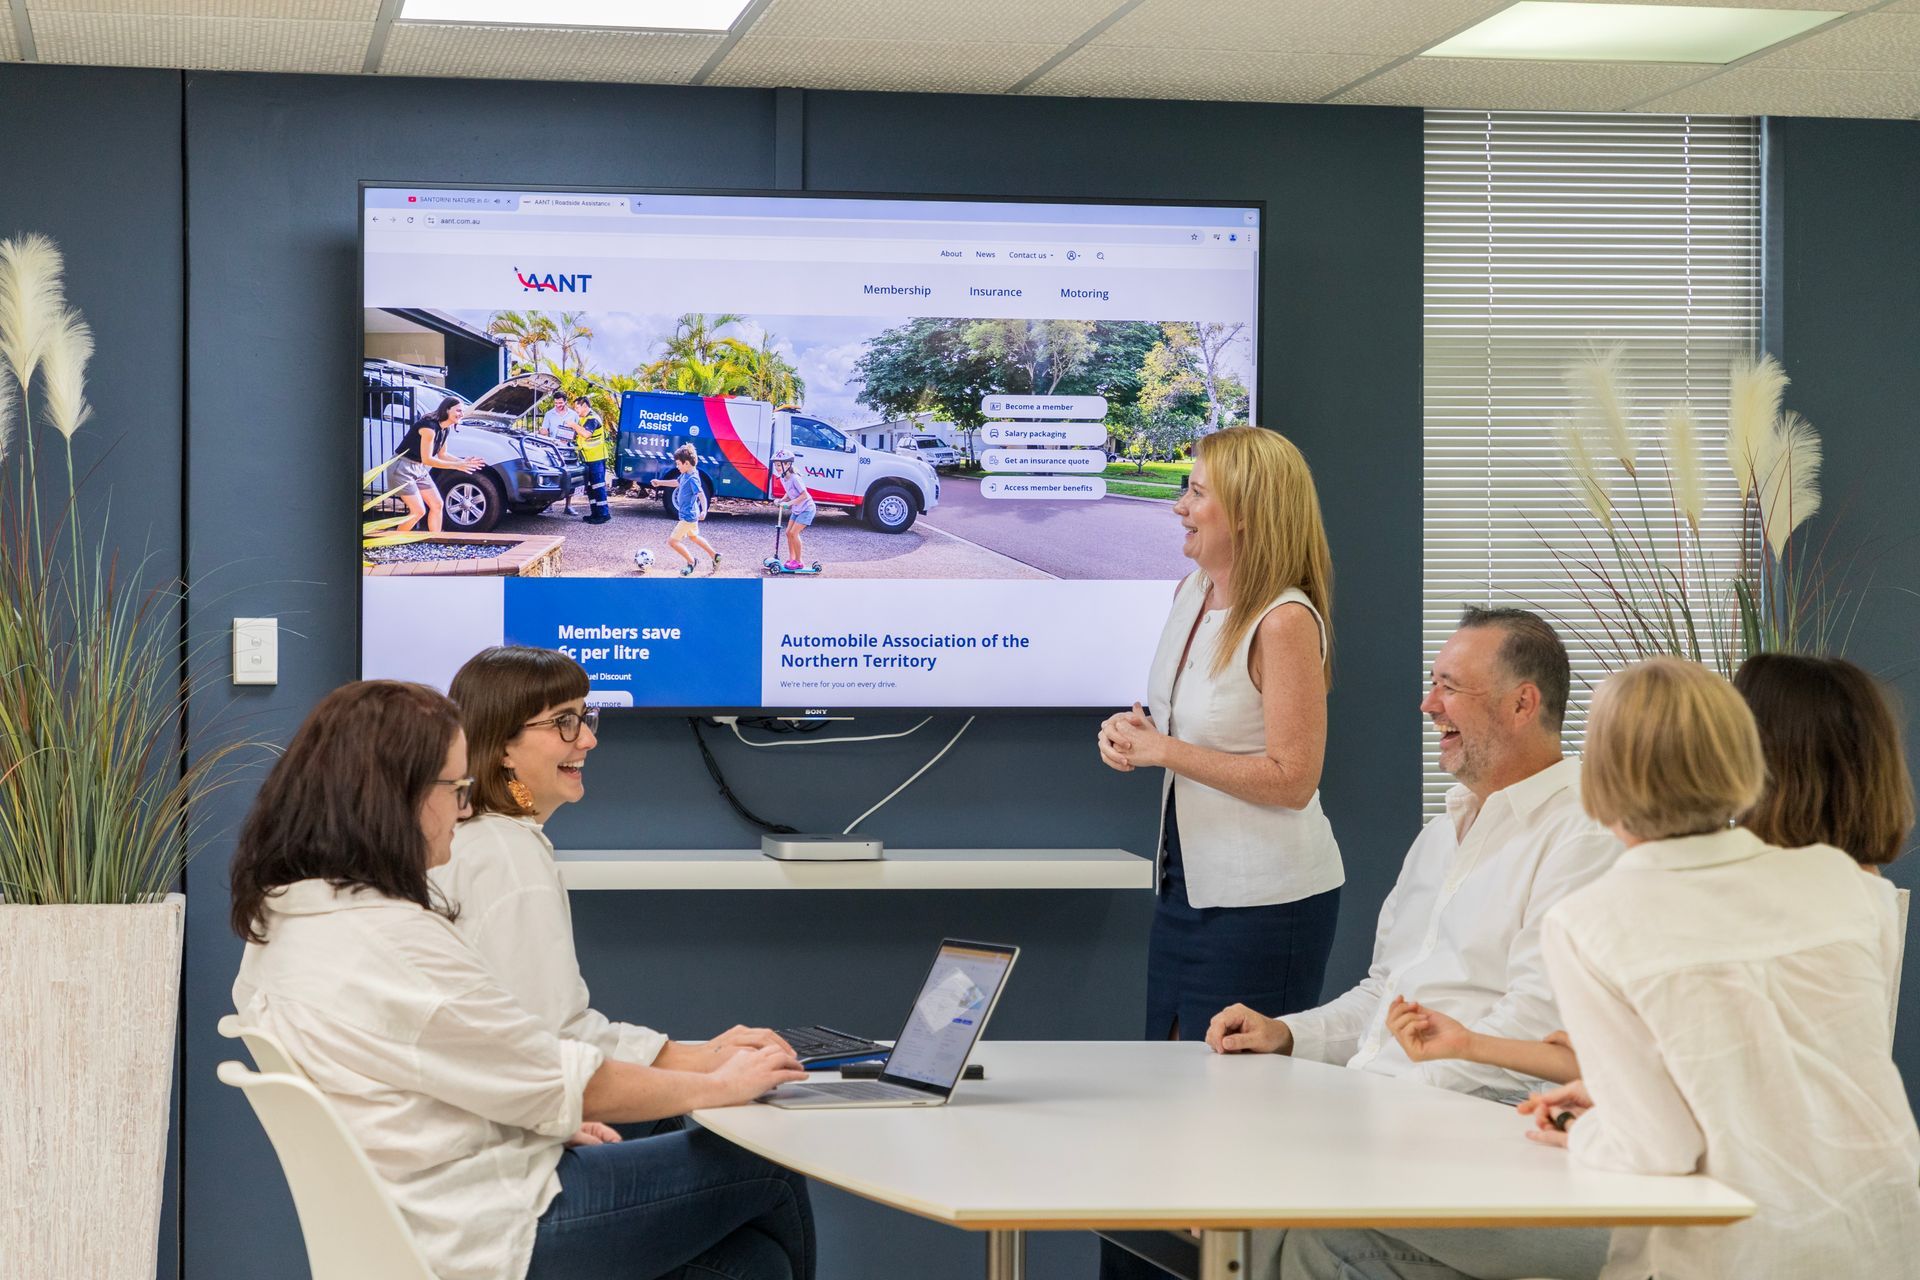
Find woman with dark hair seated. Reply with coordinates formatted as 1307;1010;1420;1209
434;645;790;1098
230;681;815;1280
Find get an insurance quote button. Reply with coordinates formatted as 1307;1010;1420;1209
981;477;1107;500
982;449;1108;473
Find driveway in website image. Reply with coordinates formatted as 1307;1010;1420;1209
481;477;1192;581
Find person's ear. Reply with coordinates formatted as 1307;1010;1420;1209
1511;681;1541;725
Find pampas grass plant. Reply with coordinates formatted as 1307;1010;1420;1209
0;234;257;905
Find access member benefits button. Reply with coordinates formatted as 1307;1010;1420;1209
980;394;1108;420
981;420;1107;447
981;477;1107;501
982;449;1108;473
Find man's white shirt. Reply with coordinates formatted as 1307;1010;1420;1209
1283;756;1619;1099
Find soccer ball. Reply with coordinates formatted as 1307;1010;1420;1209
632;548;655;573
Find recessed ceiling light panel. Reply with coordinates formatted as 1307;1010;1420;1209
398;0;753;33
1425;1;1842;64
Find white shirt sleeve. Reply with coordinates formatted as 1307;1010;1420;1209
1543;912;1707;1177
1413;828;1619;1096
464;879;670;1067
1285;876;1404;1064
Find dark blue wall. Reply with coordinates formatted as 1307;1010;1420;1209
169;72;1421;1280
1769;116;1920;1102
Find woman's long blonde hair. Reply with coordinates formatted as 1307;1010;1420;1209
1194;427;1334;686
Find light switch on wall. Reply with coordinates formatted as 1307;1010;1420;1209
232;617;278;686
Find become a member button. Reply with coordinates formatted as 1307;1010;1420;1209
981;477;1107;500
980;420;1107;447
982;449;1108;473
979;394;1108;420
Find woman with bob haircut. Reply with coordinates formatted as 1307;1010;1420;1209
436;645;791;1089
1096;426;1344;1277
1518;658;1919;1280
230;680;815;1280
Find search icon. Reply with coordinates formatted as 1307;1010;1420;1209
1096;251;1105;260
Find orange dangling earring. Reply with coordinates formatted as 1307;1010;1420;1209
506;770;536;814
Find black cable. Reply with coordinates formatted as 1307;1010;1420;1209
687;717;799;834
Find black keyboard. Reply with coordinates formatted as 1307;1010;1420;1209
779;1024;887;1064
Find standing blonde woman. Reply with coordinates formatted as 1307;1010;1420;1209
1098;426;1343;1041
1523;658;1919;1280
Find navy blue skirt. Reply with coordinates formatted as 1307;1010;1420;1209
1143;794;1341;1041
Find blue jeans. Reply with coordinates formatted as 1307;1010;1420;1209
526;1124;815;1280
583;458;610;518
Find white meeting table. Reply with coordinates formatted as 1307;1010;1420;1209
692;1041;1752;1280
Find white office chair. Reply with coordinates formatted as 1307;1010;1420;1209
218;1061;437;1280
217;1013;303;1078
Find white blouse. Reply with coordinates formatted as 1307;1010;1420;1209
1544;828;1920;1280
432;812;669;1066
1144;571;1343;908
232;880;603;1280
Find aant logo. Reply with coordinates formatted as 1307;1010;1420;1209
514;268;593;293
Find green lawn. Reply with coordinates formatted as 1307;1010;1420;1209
1106;480;1180;501
1100;460;1191;483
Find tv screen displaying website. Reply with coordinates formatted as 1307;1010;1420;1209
359;186;1262;712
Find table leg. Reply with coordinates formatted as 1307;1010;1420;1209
1198;1229;1249;1279
985;1229;1025;1279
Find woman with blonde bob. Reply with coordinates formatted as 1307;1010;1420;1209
1519;658;1919;1280
1098;426;1343;1060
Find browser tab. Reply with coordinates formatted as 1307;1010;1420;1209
519;195;627;215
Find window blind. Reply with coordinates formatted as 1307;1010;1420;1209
1422;111;1762;814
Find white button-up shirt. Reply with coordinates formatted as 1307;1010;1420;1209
1545;828;1920;1280
433;812;669;1066
1283;756;1619;1098
232;880;604;1280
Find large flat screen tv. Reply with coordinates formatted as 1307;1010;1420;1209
359;185;1263;714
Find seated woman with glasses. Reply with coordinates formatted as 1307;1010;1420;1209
231;680;815;1280
435;647;793;1111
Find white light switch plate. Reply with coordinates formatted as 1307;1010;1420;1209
232;617;278;686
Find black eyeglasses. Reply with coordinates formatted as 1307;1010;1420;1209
435;776;475;807
523;708;600;743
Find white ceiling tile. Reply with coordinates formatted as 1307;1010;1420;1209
708;36;1053;93
746;0;1119;44
33;12;371;72
1886;0;1920;10
1636;66;1920;117
0;16;17;61
1738;13;1920;71
1029;44;1383;102
1330;56;1714;110
1096;0;1509;57
381;23;722;82
31;1;378;16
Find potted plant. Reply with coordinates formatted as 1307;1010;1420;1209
0;235;253;1278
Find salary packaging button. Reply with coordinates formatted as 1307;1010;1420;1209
982;477;1107;500
981;420;1108;447
982;449;1109;473
979;394;1108;420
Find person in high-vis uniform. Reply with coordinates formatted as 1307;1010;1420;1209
570;395;611;524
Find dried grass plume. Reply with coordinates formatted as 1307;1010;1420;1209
1555;416;1613;528
1755;410;1823;557
41;309;93;441
1726;355;1787;498
1568;345;1638;476
1663;403;1704;534
0;234;68;398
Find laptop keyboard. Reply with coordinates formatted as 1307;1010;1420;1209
799;1081;918;1100
780;1025;886;1061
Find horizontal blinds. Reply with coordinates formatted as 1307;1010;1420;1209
1422;111;1762;814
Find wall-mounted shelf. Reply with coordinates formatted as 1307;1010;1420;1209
554;848;1152;891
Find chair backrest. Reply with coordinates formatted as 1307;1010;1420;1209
217;1013;304;1078
216;1061;437;1280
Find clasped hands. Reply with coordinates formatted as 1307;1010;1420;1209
1098;702;1174;772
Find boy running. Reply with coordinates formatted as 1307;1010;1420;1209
668;444;720;575
769;448;816;571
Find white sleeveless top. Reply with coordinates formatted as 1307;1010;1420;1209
1145;572;1344;909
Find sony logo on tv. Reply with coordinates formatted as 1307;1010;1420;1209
514;268;593;294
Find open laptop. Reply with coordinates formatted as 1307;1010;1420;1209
759;940;1018;1109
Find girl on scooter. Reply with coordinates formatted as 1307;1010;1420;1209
769;448;815;572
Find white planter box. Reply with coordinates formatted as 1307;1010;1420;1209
0;894;184;1280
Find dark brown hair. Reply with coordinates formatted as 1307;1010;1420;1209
229;681;463;944
1735;653;1916;866
448;646;590;818
1458;606;1571;733
673;443;697;465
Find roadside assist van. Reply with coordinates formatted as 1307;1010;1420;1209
615;390;940;533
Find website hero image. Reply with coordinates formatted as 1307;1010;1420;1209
359;189;1262;710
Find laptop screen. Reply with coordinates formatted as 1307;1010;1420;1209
881;941;1017;1091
